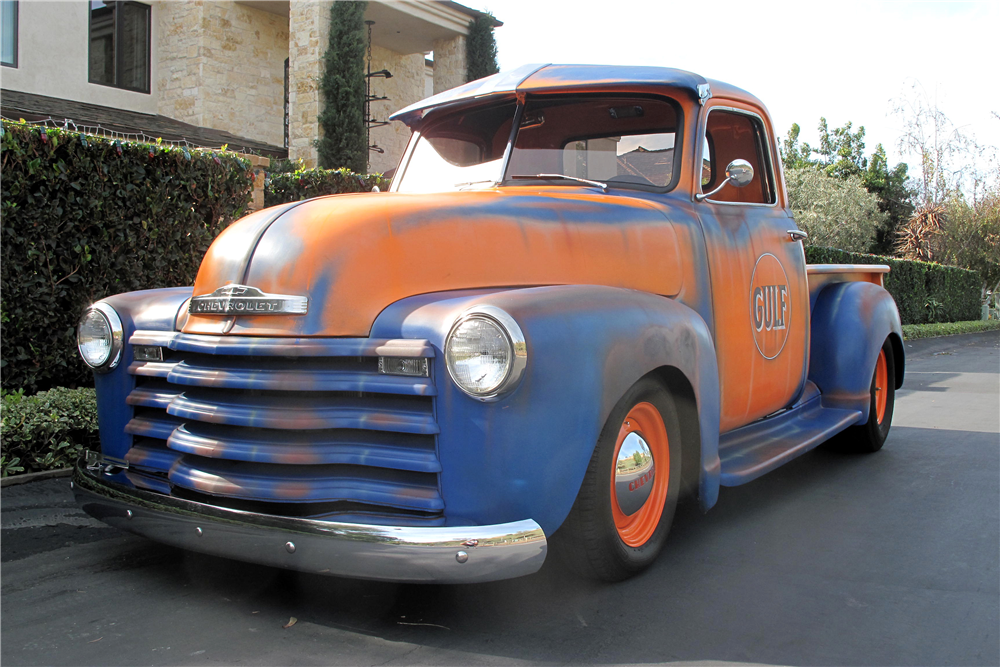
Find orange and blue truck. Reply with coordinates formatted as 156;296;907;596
73;64;904;583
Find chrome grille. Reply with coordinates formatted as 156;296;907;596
122;331;441;523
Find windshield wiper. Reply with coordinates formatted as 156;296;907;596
454;179;498;189
511;174;608;191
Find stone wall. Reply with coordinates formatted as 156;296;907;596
367;45;426;174
156;2;204;125
432;35;467;95
158;1;289;149
287;0;330;168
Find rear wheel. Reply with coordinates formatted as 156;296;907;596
553;377;682;581
846;339;895;453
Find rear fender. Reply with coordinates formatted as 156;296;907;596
371;284;722;533
808;281;904;422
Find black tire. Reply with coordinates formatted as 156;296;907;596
552;377;682;581
845;338;895;453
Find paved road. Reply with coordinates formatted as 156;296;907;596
3;332;998;666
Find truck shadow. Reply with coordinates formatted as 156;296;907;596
117;424;984;665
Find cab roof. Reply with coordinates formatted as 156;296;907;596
389;63;764;126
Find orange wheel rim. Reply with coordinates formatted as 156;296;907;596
610;402;669;547
874;349;888;424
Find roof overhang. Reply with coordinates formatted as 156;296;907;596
365;1;498;55
234;1;501;56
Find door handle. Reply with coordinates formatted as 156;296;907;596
787;229;808;242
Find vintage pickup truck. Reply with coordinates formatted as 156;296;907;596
74;64;903;583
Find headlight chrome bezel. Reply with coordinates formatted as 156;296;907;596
445;305;527;401
77;302;124;373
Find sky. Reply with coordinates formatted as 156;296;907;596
481;0;999;177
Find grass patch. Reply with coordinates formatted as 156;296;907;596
902;319;1000;340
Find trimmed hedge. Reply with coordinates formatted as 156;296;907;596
902;320;1000;340
265;167;388;207
0;387;99;477
1;120;253;391
805;246;981;325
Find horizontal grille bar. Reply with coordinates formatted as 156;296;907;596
125;411;185;440
168;423;440;472
130;331;434;358
125;438;182;472
128;360;175;378
166;390;438;433
168;457;443;511
126;381;184;409
164;358;435;396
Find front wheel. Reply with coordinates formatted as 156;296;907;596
846;338;896;453
553;377;682;581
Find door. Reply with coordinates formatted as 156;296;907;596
696;105;809;433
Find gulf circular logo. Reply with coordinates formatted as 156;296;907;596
749;253;790;360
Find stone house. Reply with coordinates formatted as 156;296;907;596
0;0;499;179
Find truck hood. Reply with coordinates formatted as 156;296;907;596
181;189;686;337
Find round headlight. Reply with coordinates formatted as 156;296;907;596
77;303;124;372
445;307;527;400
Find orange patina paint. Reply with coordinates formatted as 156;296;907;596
184;188;687;337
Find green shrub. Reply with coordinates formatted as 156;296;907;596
0;387;99;476
786;167;886;252
265;167;387;207
805;246;981;324
316;0;367;172
0;120;253;391
902;320;1000;340
466;13;500;82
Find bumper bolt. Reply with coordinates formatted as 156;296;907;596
126;510;133;519
196;527;203;536
455;551;469;564
285;542;296;554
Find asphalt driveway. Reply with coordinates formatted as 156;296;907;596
2;331;998;666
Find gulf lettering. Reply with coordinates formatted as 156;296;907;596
753;284;789;332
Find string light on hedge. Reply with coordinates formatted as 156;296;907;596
0;115;266;159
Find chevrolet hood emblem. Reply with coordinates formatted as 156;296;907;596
188;284;308;315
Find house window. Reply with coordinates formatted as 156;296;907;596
1;0;17;68
89;1;150;93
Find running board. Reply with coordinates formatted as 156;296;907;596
718;382;861;486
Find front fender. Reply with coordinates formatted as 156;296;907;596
809;281;903;422
89;287;194;461
371;284;722;534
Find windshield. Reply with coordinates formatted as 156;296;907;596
506;96;680;189
394;101;515;193
393;95;681;193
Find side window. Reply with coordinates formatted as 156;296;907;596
1;0;17;68
702;109;775;205
89;1;151;93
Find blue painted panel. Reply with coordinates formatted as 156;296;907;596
809;281;904;420
94;288;194;462
371;285;722;533
718;384;861;486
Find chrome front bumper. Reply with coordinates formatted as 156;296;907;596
73;462;547;583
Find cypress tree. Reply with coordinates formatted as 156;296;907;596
465;13;499;82
316;1;367;172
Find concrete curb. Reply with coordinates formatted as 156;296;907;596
1;468;72;488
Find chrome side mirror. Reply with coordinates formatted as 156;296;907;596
696;159;754;201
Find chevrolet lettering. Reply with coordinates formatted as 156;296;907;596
188;284;308;315
74;64;903;584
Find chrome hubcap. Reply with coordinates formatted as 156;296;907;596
614;431;656;516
